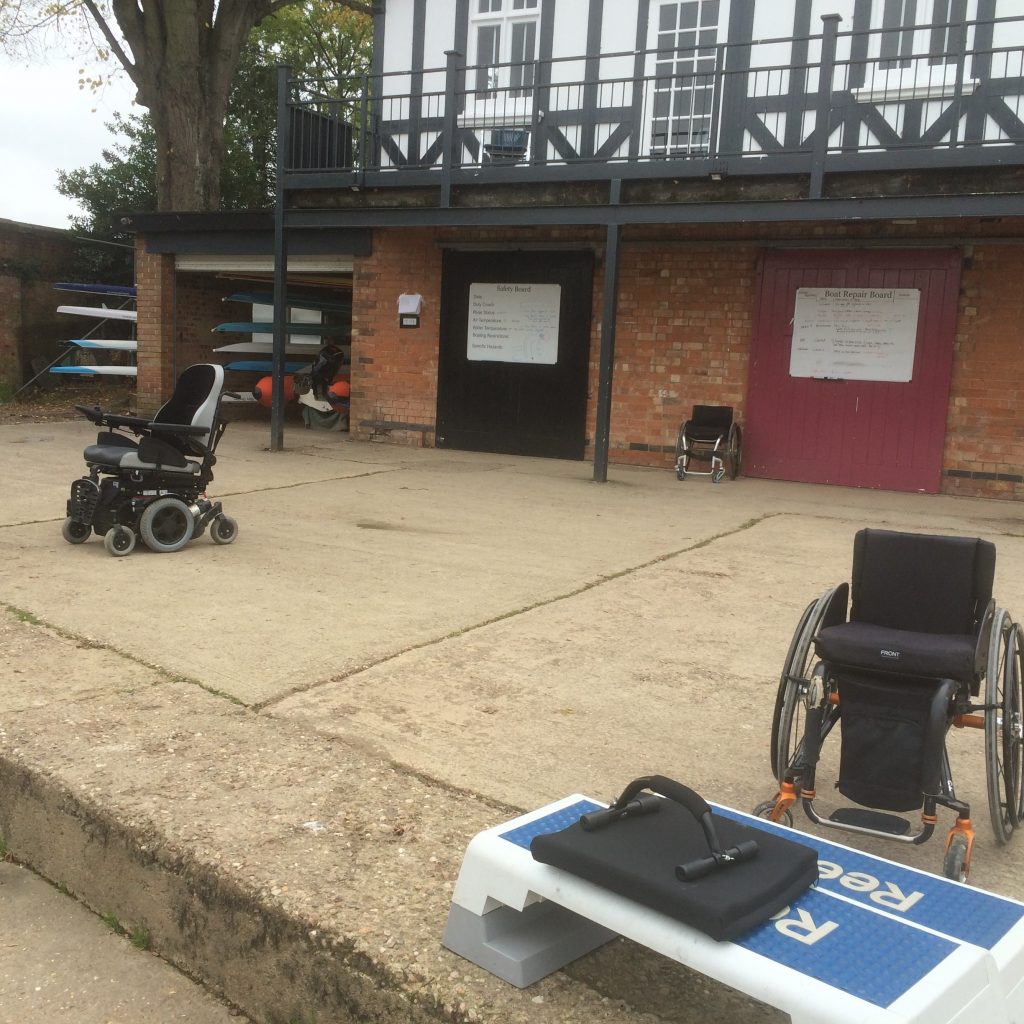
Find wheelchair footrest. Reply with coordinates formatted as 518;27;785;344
829;807;911;835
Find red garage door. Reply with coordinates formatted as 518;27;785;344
744;249;962;493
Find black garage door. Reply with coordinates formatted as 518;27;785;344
437;250;593;459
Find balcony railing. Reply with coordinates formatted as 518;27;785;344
280;13;1024;196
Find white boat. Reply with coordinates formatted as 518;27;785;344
57;305;137;322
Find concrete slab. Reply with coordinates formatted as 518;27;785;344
3;414;1024;1023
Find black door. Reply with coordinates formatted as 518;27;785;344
437;250;594;459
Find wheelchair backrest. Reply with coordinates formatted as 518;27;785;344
691;405;734;432
850;529;995;636
152;364;225;448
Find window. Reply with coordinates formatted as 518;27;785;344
652;1;720;156
880;0;918;69
471;0;540;98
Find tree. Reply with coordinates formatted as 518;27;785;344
1;0;373;212
54;1;372;235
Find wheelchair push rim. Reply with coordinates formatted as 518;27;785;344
770;587;840;783
986;612;1024;844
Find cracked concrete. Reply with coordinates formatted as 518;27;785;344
2;416;1024;1023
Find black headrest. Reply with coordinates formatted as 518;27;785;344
850;529;995;635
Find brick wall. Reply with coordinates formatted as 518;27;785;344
351;228;443;445
0;220;79;395
136;240;248;413
943;244;1024;499
595;242;755;467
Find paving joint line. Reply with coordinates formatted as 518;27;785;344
253;512;780;712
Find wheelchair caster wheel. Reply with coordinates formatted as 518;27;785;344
211;514;238;545
943;833;971;883
676;469;686;481
104;526;136;557
62;518;90;544
753;799;793;828
712;468;725;484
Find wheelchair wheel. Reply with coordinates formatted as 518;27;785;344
986;612;1024;844
103;525;136;557
943;833;970;883
726;423;742;480
674;422;689;480
139;497;195;553
210;514;238;545
62;518;90;544
771;588;838;782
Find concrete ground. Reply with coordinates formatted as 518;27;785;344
2;416;1024;1023
0;861;247;1023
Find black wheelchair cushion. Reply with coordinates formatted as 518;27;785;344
83;443;135;469
531;795;818;941
851;529;994;636
815;621;977;681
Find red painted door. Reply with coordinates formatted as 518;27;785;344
744;249;962;493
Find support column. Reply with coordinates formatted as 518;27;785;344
592;181;622;483
134;236;176;414
271;64;292;452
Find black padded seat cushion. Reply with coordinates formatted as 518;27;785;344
815;621;977;681
531;800;818;941
83;443;133;469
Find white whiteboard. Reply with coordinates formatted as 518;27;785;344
467;283;561;364
790;287;921;382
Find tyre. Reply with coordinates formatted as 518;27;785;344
986;611;1023;844
727;423;742;479
674;421;690;479
942;833;970;883
752;798;793;828
62;518;90;544
103;526;136;557
770;588;842;782
210;514;238;545
139;496;194;553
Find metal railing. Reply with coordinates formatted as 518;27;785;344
280;13;1024;189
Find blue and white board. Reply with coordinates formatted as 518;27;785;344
55;282;137;299
223;291;352;313
213;321;347;336
49;365;137;377
62;339;138;352
57;305;137;322
224;360;312;373
213;341;321;357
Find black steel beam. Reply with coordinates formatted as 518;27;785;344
283;191;1024;231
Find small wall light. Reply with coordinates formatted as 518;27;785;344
398;293;423;329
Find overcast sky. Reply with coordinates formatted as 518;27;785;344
0;53;138;230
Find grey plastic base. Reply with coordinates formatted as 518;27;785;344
442;900;617;988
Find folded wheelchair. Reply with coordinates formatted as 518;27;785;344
757;528;1022;881
62;363;237;557
674;405;741;483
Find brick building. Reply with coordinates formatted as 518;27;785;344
133;0;1024;498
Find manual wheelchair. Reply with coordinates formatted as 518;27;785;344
62;363;237;557
674;405;741;483
757;528;1023;881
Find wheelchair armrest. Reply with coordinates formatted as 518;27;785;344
973;599;996;678
75;406;150;432
145;421;209;436
75;404;103;424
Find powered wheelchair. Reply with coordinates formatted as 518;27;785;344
62;363;238;557
756;528;1023;881
674;405;741;483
